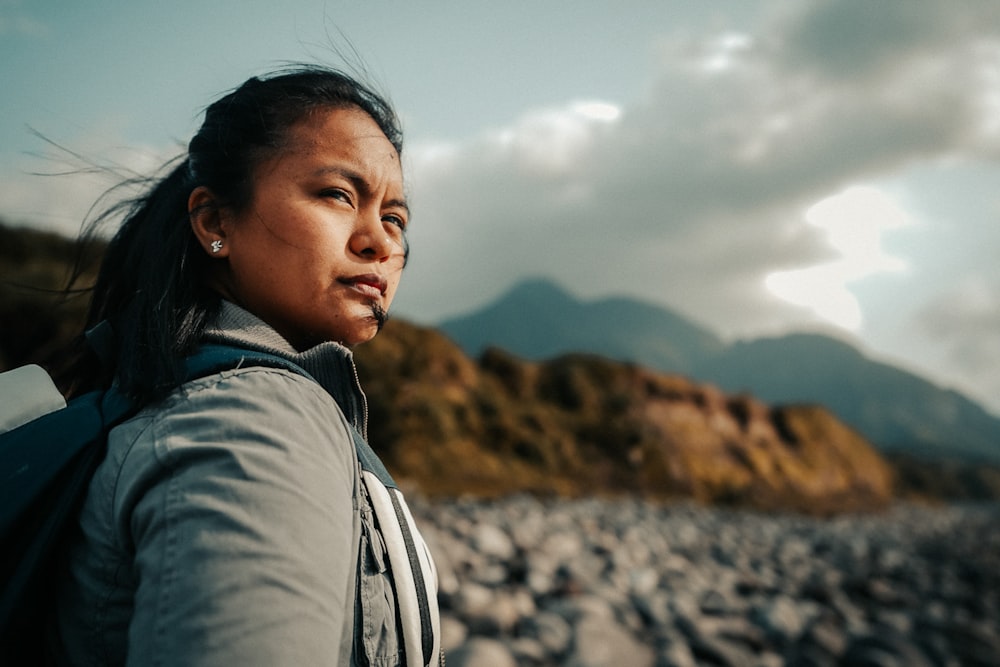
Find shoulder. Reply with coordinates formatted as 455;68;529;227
109;365;358;485
168;364;341;423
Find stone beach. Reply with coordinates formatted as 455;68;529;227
407;495;1000;667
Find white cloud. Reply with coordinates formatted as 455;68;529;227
0;135;178;235
477;100;623;177
401;3;1000;332
571;101;621;123
698;31;754;73
765;186;911;331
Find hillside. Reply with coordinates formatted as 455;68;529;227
440;278;1000;465
697;334;1000;462
355;319;894;513
0;223;100;370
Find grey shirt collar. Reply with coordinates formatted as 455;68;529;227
202;301;368;436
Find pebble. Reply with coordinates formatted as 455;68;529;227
407;496;1000;666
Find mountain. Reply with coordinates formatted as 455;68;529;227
439;278;725;375
355;319;895;513
439;278;1000;465
696;334;1000;463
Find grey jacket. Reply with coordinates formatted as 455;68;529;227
53;304;439;666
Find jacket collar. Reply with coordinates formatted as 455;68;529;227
202;302;368;436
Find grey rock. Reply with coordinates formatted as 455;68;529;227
796;611;848;658
698;588;735;616
657;636;698;667
446;637;518;667
461;588;524;636
686;631;758;667
567;613;655;667
406;498;1000;667
452;581;493;618
439;614;468;652
470;562;511;587
751;594;817;645
519;610;573;656
473;523;516;561
628;566;659;597
632;589;672;628
507;637;548;666
842;630;937;667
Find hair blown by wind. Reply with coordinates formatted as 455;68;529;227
58;64;404;402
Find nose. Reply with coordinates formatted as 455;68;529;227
350;211;394;261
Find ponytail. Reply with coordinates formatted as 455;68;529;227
61;160;220;401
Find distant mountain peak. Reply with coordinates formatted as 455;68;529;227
439;277;724;375
495;277;580;307
438;277;1000;464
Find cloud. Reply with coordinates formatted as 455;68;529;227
778;0;1000;82
0;133;178;235
397;1;1000;343
773;0;1000;160
915;278;1000;409
765;186;911;331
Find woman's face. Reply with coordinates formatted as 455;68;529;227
214;106;408;349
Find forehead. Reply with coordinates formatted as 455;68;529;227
283;106;401;168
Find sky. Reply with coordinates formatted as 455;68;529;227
2;0;999;415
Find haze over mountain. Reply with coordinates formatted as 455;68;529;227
439;278;1000;465
439;279;725;375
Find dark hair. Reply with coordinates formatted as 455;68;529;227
62;65;403;401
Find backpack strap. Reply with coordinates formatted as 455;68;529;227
182;344;316;386
353;430;440;667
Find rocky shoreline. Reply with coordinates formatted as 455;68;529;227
407;496;1000;666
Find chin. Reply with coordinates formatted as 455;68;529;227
332;303;387;347
339;323;381;348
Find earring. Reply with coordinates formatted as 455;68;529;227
211;240;223;254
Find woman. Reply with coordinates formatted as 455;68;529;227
51;66;441;666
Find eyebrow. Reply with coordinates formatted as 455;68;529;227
315;165;410;215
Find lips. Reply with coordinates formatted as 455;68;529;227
341;274;387;298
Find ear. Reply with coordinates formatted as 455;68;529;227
189;186;231;258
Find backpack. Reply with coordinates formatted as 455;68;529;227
0;344;311;664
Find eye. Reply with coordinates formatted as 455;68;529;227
320;188;353;205
382;214;406;230
382;215;408;245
